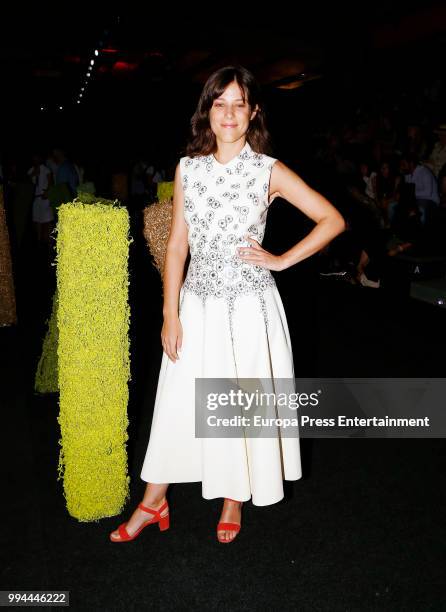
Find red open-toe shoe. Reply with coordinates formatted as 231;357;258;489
217;498;243;544
110;500;169;543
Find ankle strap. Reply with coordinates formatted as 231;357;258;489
138;500;168;516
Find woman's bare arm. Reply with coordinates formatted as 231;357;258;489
162;163;189;318
160;163;190;362
239;160;346;271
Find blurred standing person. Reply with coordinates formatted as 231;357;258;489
145;161;165;202
111;159;129;205
27;153;54;253
152;165;165;200
130;156;149;210
73;156;85;185
403;124;429;160
46;151;59;183
2;157;32;252
53;148;79;199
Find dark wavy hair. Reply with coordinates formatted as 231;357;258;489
185;65;272;157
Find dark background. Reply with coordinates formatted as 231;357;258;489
1;5;445;174
1;7;446;611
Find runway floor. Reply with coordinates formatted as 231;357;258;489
1;218;445;611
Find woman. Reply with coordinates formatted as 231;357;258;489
110;66;345;544
27;153;54;252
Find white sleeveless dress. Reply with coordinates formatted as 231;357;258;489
140;140;302;506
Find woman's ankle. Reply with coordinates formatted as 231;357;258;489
141;495;167;509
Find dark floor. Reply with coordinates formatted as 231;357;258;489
1;211;446;611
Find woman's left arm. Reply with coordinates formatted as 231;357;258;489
238;160;346;271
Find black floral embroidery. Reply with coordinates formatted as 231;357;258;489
184;196;194;212
206;196;222;209
179;142;277;335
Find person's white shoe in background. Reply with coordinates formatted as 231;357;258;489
359;273;380;289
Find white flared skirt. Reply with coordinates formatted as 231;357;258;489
140;284;302;506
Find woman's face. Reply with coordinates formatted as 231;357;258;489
407;125;420;140
380;162;390;178
359;163;369;177
209;80;258;144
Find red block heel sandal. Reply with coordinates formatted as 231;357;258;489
217;498;243;544
110;500;169;543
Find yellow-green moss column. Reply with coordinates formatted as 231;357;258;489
55;201;132;521
157;181;174;201
35;288;59;394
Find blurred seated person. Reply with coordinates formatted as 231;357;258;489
359;160;377;201
346;164;384;228
438;163;446;208
375;158;402;228
400;152;439;226
329;169;388;287
400;124;429;160
386;183;422;256
424;124;446;179
373;111;397;163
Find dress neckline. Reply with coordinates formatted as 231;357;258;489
212;141;251;166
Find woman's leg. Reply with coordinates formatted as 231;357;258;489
33;221;42;243
110;482;169;541
41;220;52;243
